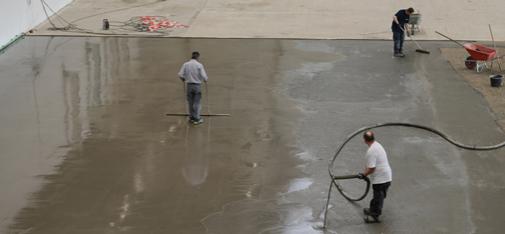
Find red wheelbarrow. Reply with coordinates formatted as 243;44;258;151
464;43;496;71
436;31;503;72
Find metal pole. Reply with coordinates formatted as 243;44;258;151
205;82;210;115
488;24;502;72
489;24;496;50
435;31;466;48
166;113;230;117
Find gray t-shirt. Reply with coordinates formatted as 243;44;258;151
178;59;208;84
366;141;392;184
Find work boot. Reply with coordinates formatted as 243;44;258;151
398;49;405;57
394;53;401;57
363;208;381;223
364;215;381;223
192;118;204;125
363;208;380;216
363;208;370;215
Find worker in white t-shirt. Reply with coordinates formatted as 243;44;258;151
359;131;392;223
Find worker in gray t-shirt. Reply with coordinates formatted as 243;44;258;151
178;51;208;125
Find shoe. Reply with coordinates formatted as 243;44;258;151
364;208;380;216
364;215;381;223
398;53;405;57
192;118;204;125
363;208;370;215
363;208;381;223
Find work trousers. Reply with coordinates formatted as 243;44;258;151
393;31;404;54
369;181;391;216
186;83;202;120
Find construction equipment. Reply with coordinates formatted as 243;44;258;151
402;27;430;54
436;30;503;72
410;36;430;54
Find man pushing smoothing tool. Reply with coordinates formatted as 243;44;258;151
392;7;414;57
178;51;209;125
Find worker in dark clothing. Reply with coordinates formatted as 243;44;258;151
391;7;414;57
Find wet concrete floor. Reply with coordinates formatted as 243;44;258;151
0;37;504;233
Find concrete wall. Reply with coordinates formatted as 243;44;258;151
0;0;72;48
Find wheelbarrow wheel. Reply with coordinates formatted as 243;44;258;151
465;56;477;70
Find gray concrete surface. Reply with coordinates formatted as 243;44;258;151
0;37;504;233
31;0;505;41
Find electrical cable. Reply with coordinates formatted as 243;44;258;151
323;122;505;228
40;0;62;30
69;1;162;24
40;0;73;26
37;0;171;36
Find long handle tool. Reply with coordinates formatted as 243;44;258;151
402;27;430;54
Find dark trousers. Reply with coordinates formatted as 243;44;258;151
369;182;391;216
186;83;202;120
393;31;404;54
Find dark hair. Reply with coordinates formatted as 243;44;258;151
363;131;375;142
407;7;414;13
192;51;200;59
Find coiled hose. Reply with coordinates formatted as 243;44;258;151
323;122;505;228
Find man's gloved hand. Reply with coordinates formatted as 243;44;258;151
357;173;366;179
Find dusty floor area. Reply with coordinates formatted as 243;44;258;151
31;0;505;40
0;37;504;233
441;47;505;130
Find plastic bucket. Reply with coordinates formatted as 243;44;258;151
490;74;503;87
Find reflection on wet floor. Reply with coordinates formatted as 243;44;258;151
0;37;312;233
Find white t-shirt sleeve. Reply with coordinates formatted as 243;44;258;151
366;150;377;168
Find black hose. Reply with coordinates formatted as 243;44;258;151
323;122;505;228
332;174;370;202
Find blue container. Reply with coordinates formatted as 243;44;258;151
490;74;503;87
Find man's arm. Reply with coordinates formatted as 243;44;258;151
178;64;186;82
393;15;399;25
363;167;375;176
199;65;208;83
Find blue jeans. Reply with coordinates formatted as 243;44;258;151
186;83;202;120
369;182;391;216
393;31;404;54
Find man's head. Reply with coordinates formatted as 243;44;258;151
363;131;375;145
192;51;200;60
406;7;414;15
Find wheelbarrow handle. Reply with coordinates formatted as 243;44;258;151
435;31;465;48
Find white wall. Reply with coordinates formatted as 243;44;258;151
0;0;72;48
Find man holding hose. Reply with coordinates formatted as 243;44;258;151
392;7;414;57
359;131;392;223
178;51;208;125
